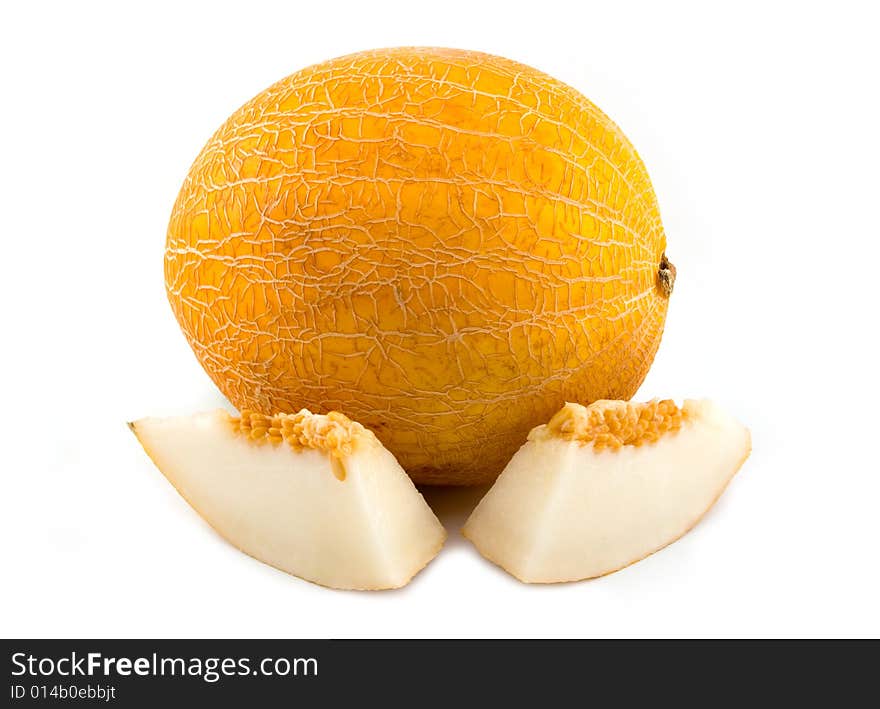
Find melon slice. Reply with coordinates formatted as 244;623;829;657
129;409;446;590
462;399;750;583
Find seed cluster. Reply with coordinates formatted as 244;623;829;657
231;409;370;479
545;399;689;451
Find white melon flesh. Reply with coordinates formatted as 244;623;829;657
462;399;750;583
130;409;446;590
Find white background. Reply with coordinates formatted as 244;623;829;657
2;0;878;638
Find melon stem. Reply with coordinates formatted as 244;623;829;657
658;253;676;297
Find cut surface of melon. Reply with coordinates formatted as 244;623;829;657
130;409;446;590
462;399;750;583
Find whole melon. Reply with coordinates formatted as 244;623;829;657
165;47;675;485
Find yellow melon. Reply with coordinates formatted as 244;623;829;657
166;47;674;485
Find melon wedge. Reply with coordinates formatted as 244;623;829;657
130;409;446;590
462;399;750;583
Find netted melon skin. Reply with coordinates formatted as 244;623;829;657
165;47;673;485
